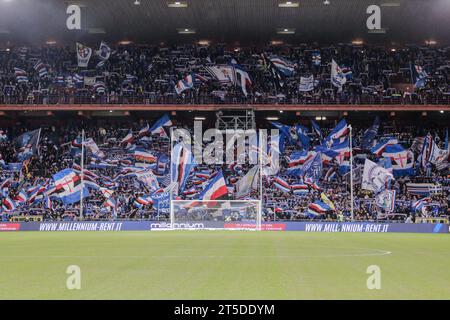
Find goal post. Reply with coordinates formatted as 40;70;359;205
169;199;262;230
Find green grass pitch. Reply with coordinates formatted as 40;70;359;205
0;231;449;299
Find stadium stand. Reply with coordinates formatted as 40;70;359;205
1;114;448;222
0;43;449;105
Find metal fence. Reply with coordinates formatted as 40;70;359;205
1;93;449;105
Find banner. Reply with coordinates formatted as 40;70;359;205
298;76;314;92
1;221;448;233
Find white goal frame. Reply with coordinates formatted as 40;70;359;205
169;199;262;231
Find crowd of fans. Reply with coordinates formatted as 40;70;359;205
0;43;449;105
1;115;449;223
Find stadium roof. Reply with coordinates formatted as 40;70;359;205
0;0;449;46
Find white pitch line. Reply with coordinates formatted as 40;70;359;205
0;249;392;259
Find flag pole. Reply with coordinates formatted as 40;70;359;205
36;128;42;156
80;129;85;220
258;130;263;230
349;125;354;221
169;127;174;229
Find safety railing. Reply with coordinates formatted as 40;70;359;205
0;93;449;105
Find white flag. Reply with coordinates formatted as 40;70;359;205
299;75;315;92
97;41;111;61
84;138;106;159
236;166;259;199
375;190;396;212
331;59;346;92
76;43;92;67
362;159;394;193
429;143;449;166
204;66;236;84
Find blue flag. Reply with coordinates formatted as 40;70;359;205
361;116;380;150
311;120;322;141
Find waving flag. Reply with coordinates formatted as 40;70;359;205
183;187;198;197
234;65;252;97
380;156;393;174
307;201;331;217
341;66;353;80
291;183;309;194
97;41;111;61
295;125;310;150
133;149;157;163
135;168;159;191
269;56;295;77
171;143;196;193
419;134;434;170
428;139;449;168
270;122;293;144
411;197;432;212
149;114;172;138
330;139;350;172
362;159;394;193
94;81;106;94
120;130;134;146
135;195;154;206
312;51;321;66
302;152;323;182
73;73;84;86
321;193;336;211
16;190;28;203
27;185;40;203
361;117;380;149
105;197;117;208
2;197;16;212
273;176;291;193
370;137;398;156
151;189;171;212
262;53;285;87
311;120;322;141
84;138;106;159
411;64;428;88
138;123;150;137
175;74;195;94
288;150;313;167
375;190;396;212
324;119;349;146
76;42;92;67
445;128;448;151
315;146;339;164
204;65;236;84
324;167;338;182
1;178;12;190
52;169;89;204
14;128;41;157
406;183;439;196
44;196;53;210
298;75;315;92
33;60;48;78
100;188;114;199
382;145;414;176
0;130;7;142
14;67;28;83
199;171;228;200
331;59;347;91
156;154;169;175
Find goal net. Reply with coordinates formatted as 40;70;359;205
169;200;262;230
